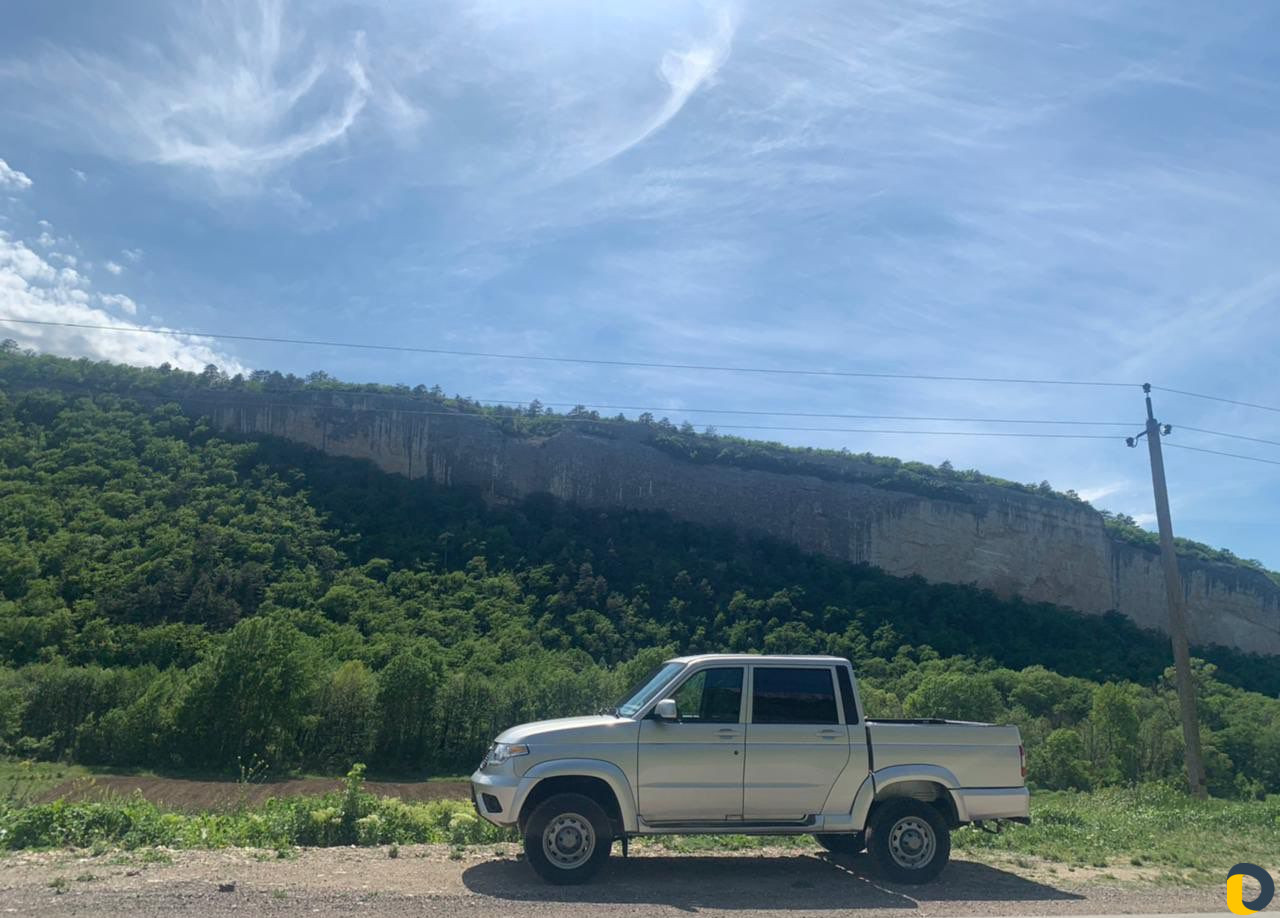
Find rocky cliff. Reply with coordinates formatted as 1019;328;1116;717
178;390;1280;656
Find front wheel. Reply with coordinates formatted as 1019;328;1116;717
522;793;612;884
866;799;950;885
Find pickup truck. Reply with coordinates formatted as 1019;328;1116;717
471;654;1029;884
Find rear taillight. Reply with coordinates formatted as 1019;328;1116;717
1019;743;1027;778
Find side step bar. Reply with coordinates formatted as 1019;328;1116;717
638;816;816;834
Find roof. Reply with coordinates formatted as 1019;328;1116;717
666;653;849;666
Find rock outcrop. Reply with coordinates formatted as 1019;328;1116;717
178;391;1280;656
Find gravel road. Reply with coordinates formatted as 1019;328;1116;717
0;844;1231;917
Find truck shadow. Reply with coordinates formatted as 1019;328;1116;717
462;853;1085;911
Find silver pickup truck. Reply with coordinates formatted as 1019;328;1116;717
471;654;1029;884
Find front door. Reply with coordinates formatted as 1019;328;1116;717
637;665;745;822
743;665;851;820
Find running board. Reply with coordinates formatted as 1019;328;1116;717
638;816;816;834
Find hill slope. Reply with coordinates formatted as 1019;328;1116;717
0;350;1278;798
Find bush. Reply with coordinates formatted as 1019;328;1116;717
0;764;511;850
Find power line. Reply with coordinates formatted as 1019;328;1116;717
472;399;1135;427
165;395;1123;440
1152;385;1280;415
220;386;1133;428
1175;425;1280;450
0;317;1140;389
1164;442;1280;467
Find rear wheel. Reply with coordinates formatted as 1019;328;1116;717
814;832;864;856
522;793;612;884
866;799;950;885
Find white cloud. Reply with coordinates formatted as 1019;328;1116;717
0;158;32;190
71;168;87;183
98;293;138;316
1076;483;1126;504
122;248;143;262
0;1;412;189
0;229;244;373
104;260;123;275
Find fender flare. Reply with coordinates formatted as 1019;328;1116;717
513;758;639;833
851;764;967;830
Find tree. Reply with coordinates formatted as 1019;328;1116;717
178;617;321;771
375;649;444;769
1030;728;1092;790
904;673;1004;723
1089;682;1140;783
308;661;379;772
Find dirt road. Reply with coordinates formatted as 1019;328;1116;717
0;844;1231;917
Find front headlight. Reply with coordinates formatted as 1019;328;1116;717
483;742;530;768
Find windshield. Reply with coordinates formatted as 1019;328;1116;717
614;662;684;717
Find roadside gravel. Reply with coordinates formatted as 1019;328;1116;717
0;844;1229;917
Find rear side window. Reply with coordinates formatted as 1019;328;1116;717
751;667;838;724
836;666;859;724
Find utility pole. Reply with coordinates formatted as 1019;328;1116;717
1127;383;1207;799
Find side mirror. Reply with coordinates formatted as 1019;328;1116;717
653;699;679;722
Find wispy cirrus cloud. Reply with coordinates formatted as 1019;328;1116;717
1;0;418;189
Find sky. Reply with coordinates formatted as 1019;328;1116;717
1;0;1279;569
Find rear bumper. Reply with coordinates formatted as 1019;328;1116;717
952;786;1031;823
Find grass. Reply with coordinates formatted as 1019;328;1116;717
0;760;91;804
2;771;1275;889
952;784;1280;881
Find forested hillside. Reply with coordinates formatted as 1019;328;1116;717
1;349;1279;798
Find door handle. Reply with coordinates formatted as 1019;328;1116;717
817;729;842;739
717;728;742;738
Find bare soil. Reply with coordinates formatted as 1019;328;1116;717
0;844;1231;918
35;774;470;810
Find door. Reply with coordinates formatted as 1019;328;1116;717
637;665;746;822
743;666;851;820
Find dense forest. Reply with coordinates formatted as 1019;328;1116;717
1;346;1278;798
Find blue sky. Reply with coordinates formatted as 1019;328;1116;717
2;1;1279;569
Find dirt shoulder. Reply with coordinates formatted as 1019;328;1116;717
0;844;1231;918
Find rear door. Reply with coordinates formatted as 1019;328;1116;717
743;665;851;820
637;665;746;822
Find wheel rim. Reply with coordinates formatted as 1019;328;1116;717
887;816;935;870
542;812;595;870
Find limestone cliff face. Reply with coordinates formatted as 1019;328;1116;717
181;392;1280;656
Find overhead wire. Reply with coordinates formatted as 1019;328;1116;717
1153;386;1280;415
2;316;1275;464
1163;443;1280;467
0;317;1139;388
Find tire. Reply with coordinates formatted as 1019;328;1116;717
522;792;612;884
814;832;864;856
866;799;950;885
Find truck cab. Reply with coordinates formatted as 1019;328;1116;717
471;654;1029;884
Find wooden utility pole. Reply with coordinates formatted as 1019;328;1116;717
1128;383;1207;798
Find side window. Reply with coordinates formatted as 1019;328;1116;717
751;667;838;725
670;667;744;723
836;666;859;725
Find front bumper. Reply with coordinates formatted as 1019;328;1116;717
470;767;522;828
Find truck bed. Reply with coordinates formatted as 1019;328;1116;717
866;719;1024;789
